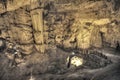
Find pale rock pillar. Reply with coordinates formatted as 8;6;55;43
90;26;102;48
30;0;45;53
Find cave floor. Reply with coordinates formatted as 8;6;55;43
0;47;120;80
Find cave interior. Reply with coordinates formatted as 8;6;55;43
0;0;120;80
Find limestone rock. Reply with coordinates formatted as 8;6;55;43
8;26;33;44
19;45;33;54
0;0;119;54
14;8;31;26
34;32;44;44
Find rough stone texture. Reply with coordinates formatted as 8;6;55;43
0;1;120;80
0;0;119;53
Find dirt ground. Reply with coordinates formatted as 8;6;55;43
0;47;120;80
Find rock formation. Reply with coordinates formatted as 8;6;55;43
0;0;120;80
0;0;119;54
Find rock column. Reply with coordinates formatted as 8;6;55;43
30;0;45;53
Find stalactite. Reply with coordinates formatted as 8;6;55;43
30;8;45;53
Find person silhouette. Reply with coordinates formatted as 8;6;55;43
67;52;75;68
116;41;120;51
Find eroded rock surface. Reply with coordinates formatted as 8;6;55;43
0;0;120;53
0;0;120;80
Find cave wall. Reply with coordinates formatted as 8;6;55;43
0;0;120;54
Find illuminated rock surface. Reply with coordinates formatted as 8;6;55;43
0;0;120;80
